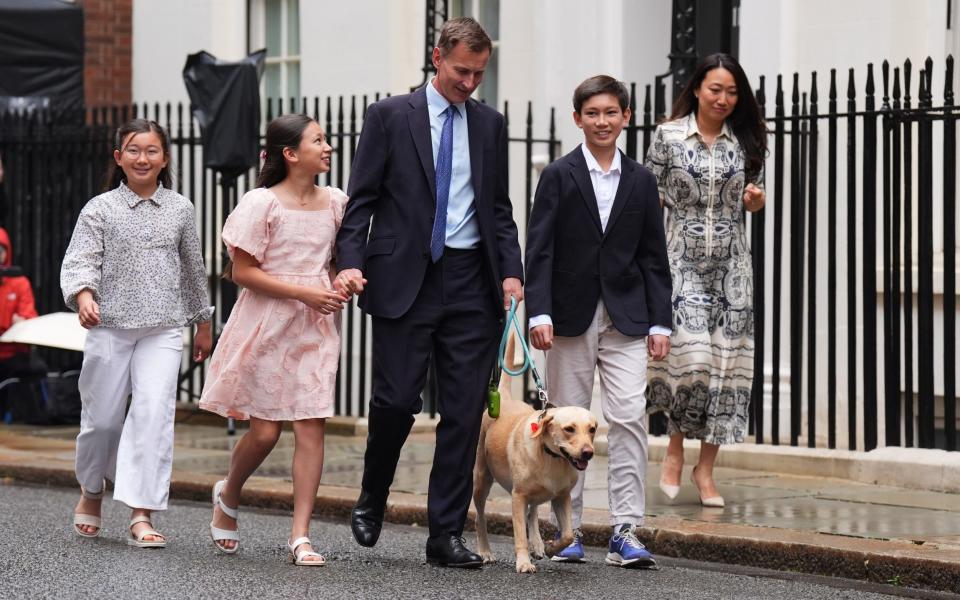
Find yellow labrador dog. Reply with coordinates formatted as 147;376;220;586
472;335;598;573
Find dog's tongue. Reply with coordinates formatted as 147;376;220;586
573;458;589;471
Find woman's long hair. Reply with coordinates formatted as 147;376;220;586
102;119;173;192
223;113;317;281
669;53;767;183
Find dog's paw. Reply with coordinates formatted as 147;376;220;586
543;538;568;558
479;550;496;564
515;558;537;573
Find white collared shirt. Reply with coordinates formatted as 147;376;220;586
580;143;621;232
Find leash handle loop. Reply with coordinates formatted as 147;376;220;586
497;297;547;393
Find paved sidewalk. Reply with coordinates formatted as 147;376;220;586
1;422;959;593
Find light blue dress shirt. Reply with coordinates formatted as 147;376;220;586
426;79;481;249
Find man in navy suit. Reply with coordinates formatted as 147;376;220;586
525;75;672;569
334;17;523;568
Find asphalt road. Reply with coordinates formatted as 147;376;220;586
0;482;941;600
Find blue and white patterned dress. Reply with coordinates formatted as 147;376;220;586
643;113;763;445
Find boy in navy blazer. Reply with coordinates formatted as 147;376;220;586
525;75;672;569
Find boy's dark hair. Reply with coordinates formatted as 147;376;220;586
256;113;316;189
436;17;492;56
573;75;630;113
103;119;172;192
670;53;767;183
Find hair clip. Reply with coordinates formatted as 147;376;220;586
259;150;267;160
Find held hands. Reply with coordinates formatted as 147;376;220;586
192;322;213;362
743;183;765;212
76;290;100;329
334;268;367;296
648;334;670;361
530;324;553;351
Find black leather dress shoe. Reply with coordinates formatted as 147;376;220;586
351;490;386;547
425;535;483;568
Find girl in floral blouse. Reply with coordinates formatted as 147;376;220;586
61;119;213;547
200;114;351;566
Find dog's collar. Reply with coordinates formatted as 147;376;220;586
544;445;567;461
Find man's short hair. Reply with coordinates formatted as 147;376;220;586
573;75;630;113
436;17;493;56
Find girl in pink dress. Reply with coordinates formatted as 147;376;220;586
200;114;354;566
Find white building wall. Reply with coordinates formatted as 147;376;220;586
132;0;246;105
298;0;422;99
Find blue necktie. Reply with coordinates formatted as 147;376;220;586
431;105;457;262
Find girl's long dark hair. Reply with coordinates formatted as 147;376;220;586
102;119;173;192
223;113;317;281
256;113;316;188
670;53;767;183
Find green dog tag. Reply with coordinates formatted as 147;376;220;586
487;386;501;419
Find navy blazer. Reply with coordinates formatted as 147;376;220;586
335;86;523;319
525;147;672;337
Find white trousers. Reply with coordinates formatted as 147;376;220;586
546;301;649;528
75;326;183;510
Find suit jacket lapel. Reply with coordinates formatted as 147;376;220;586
603;152;636;238
407;86;437;203
568;150;603;234
466;100;484;205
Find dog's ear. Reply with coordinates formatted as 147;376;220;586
530;413;553;438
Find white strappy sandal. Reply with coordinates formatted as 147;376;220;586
287;537;325;566
73;484;104;538
209;479;240;554
127;515;167;548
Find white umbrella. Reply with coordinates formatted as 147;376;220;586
0;311;87;352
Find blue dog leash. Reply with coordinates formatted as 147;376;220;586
487;297;548;418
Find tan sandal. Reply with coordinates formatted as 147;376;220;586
73;484;104;538
287;536;325;566
127;515;167;548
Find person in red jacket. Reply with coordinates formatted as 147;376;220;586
0;227;37;366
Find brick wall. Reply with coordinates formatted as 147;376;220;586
82;0;132;106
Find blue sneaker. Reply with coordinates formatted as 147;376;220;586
550;528;585;563
606;524;656;569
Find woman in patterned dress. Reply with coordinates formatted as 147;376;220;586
645;54;767;507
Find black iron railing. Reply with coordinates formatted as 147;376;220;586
0;58;956;450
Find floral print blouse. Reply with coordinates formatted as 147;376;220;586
60;182;214;329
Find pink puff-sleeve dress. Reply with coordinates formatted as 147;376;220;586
199;186;348;421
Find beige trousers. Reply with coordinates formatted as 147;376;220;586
546;301;649;528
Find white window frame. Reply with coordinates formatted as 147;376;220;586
249;0;301;110
451;0;499;108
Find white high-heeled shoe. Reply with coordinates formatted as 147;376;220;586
658;457;682;499
658;477;680;500
691;466;725;508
